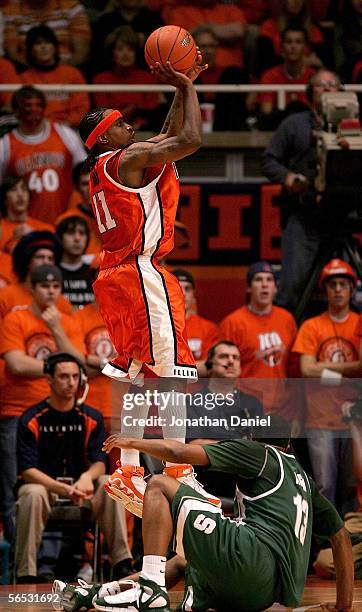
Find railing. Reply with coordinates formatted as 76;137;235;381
0;83;361;110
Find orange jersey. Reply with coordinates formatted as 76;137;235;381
0;307;84;417
0;251;16;289
0;282;72;319
0;121;86;224
0;217;54;254
292;311;360;430
89;152;180;269
186;313;219;360
73;304;114;418
219;305;297;412
0;57;21;109
21;65;90;128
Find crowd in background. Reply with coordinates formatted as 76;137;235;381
0;0;362;586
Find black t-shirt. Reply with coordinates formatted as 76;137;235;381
60;263;95;309
17;400;107;479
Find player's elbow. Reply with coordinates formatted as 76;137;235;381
180;132;202;151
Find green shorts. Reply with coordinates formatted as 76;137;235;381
172;484;280;612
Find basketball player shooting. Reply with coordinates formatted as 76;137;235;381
78;47;220;518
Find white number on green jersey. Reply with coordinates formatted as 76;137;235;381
29;169;59;193
293;493;309;545
92;190;116;233
193;514;216;535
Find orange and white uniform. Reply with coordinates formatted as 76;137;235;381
0;121;86;224
90;150;197;382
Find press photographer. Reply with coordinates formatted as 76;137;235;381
262;68;360;315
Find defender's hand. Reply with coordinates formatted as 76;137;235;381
102;434;134;453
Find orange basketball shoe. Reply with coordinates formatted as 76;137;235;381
163;464;221;507
104;463;146;518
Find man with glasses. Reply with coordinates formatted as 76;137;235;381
262;69;342;313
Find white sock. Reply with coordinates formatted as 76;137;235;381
120;391;150;466
141;555;167;588
161;392;186;467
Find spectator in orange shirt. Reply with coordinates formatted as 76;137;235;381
0;264;84;545
219;261;297;416
3;0;92;68
0;176;53;254
21;26;90;129
57;163;102;262
0;56;21;112
257;0;324;76
258;25;315;127
92;26;165;131
0;250;16;289
172;269;219;375
292;258;361;512
74;301;117;433
0;230;72;319
166;0;246;69
0;86;87;224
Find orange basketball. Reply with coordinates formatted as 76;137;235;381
144;25;196;74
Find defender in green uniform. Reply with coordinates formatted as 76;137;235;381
54;435;354;612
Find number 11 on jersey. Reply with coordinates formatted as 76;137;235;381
93;190;117;233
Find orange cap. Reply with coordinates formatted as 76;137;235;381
319;258;357;288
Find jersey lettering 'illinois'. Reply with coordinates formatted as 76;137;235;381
0;121;85;224
89;150;180;269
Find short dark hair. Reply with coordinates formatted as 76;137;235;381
104;25;140;69
11;86;46;112
206;340;240;366
43;352;84;377
281;23;309;43
12;231;62;282
25;24;59;67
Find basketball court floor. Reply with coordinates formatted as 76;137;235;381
0;579;361;611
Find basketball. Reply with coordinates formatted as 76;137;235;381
144;25;197;74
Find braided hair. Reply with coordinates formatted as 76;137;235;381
79;107;108;170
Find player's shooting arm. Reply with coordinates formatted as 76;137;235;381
103;435;210;466
329;526;354;612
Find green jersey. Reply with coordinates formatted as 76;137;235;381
202;439;343;607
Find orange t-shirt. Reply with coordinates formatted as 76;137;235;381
73;304;114;418
0;57;21;109
0;283;72;319
186;313;219;360
21;65;90;128
219;305;297;413
259;64;315;108
292;311;360;430
0;252;16;289
354;314;362;336
0;307;84;417
0;217;54;254
165;4;246;68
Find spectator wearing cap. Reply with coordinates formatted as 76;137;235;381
0;231;72;319
173;269;219;375
56;216;95;310
292;258;361;512
219;261;297;416
0;176;53;254
0;264;84;545
0;85;86;225
21;25;90;129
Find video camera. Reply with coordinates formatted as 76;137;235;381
314;92;362;201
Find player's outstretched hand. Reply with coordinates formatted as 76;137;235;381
186;48;208;82
151;61;192;90
103;433;134;453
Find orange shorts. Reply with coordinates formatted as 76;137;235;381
93;256;197;383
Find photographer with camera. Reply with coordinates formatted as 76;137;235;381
15;352;132;584
262;68;342;313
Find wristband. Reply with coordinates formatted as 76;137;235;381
321;368;343;386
